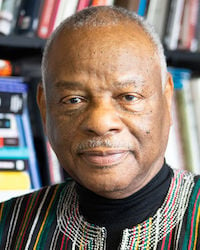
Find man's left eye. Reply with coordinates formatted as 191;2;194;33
121;94;138;102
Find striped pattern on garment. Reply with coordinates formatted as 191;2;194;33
0;171;200;249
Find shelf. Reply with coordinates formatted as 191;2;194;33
0;35;46;48
1;35;200;71
165;49;200;71
0;35;46;60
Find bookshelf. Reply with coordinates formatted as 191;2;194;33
0;35;44;60
0;0;200;196
165;50;200;71
1;35;200;70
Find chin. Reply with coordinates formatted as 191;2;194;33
79;173;135;199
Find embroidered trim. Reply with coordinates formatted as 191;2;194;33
120;170;194;249
57;170;195;249
57;182;106;250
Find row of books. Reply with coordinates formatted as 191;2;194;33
166;67;200;174
0;0;113;38
1;0;200;52
0;0;151;39
0;76;42;202
117;0;200;52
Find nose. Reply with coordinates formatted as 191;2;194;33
81;100;123;136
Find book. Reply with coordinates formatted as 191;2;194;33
165;91;185;170
0;159;28;171
169;68;200;174
190;77;200;149
91;0;114;5
177;0;199;51
15;0;44;36
164;0;185;50
46;0;61;34
53;0;79;30
46;140;63;184
0;171;31;190
0;92;23;114
137;0;149;17
146;0;171;39
0;77;41;189
194;2;200;51
185;0;199;51
37;0;57;39
114;0;140;12
0;0;18;35
0;60;12;76
77;0;91;11
21;104;41;188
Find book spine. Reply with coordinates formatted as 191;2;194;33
137;0;148;16
58;0;80;24
187;0;199;50
21;105;41;189
0;92;24;114
77;0;91;11
146;0;171;39
46;0;61;35
169;68;200;174
0;159;28;171
114;0;140;12
91;0;108;5
165;0;185;50
0;171;31;190
46;140;63;184
53;0;67;29
194;2;200;51
15;0;44;35
37;0;56;39
0;0;16;35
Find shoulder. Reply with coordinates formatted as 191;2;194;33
0;181;73;222
169;168;200;207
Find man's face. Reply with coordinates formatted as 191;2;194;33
38;23;173;198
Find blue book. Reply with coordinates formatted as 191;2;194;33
168;67;191;89
21;105;41;189
0;77;41;189
137;0;148;17
0;147;29;159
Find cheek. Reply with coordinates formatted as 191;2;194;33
46;111;77;150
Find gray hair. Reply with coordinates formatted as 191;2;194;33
41;6;167;89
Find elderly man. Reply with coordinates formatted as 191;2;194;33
0;6;199;250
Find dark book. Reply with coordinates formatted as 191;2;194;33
15;0;44;36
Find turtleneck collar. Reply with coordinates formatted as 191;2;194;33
76;162;173;228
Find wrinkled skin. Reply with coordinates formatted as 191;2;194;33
37;23;173;199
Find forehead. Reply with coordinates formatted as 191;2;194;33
45;23;161;88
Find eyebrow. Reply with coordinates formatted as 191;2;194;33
113;78;145;88
54;80;84;90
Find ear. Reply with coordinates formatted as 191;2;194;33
164;72;174;125
37;83;47;133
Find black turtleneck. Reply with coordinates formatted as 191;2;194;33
76;163;173;249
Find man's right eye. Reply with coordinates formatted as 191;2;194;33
60;96;86;105
68;97;82;104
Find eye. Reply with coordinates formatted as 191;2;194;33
60;96;86;105
119;94;139;103
122;95;137;102
68;97;82;104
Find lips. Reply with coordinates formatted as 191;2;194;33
79;149;129;167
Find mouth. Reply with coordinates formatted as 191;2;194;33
78;149;130;167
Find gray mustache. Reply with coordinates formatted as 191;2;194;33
76;138;133;152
